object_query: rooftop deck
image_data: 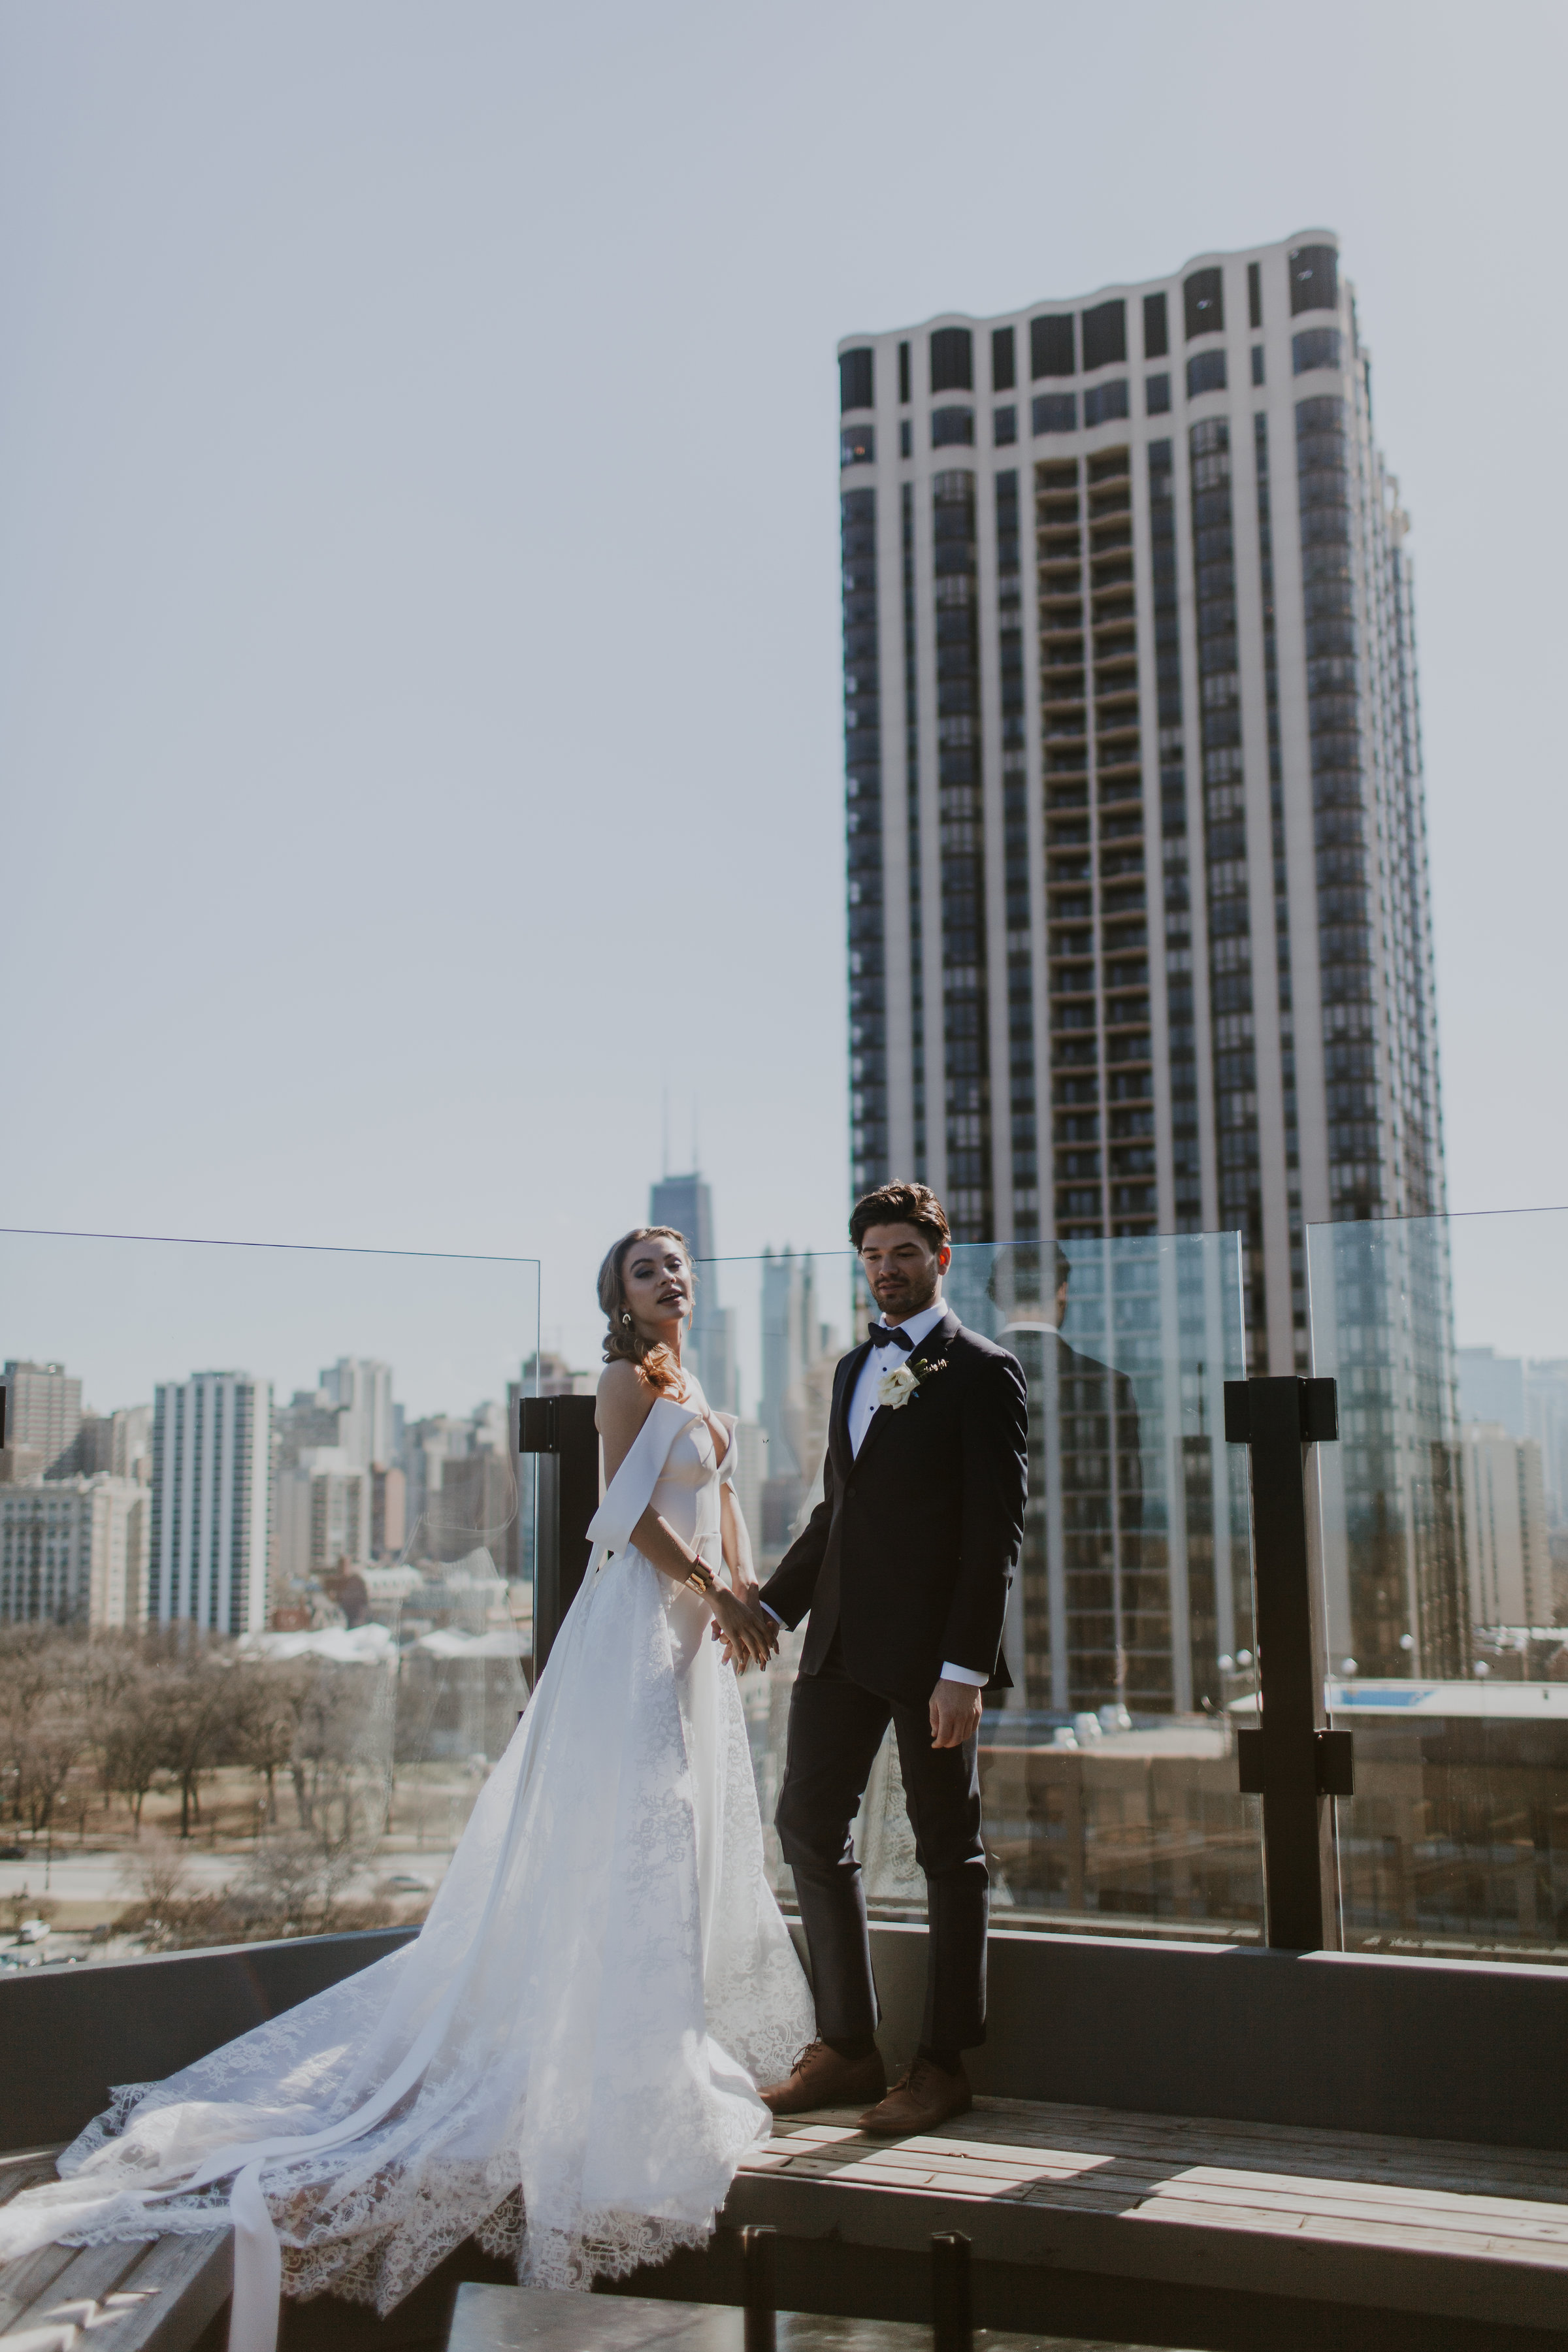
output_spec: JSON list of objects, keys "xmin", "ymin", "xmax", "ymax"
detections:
[{"xmin": 4, "ymin": 1925, "xmax": 1568, "ymax": 2352}]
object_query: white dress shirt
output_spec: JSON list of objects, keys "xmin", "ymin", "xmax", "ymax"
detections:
[
  {"xmin": 763, "ymin": 1296, "xmax": 988, "ymax": 1691},
  {"xmin": 846, "ymin": 1298, "xmax": 949, "ymax": 1455}
]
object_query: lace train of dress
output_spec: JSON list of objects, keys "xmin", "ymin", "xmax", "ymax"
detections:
[{"xmin": 0, "ymin": 1392, "xmax": 814, "ymax": 2352}]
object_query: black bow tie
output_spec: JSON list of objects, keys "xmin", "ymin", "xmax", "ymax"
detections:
[{"xmin": 866, "ymin": 1322, "xmax": 914, "ymax": 1352}]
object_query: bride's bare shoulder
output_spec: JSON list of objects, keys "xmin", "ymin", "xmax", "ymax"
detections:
[{"xmin": 596, "ymin": 1358, "xmax": 657, "ymax": 1432}]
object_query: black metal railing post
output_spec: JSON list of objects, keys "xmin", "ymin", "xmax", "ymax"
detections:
[
  {"xmin": 517, "ymin": 1394, "xmax": 598, "ymax": 1674},
  {"xmin": 931, "ymin": 2230, "xmax": 972, "ymax": 2352},
  {"xmin": 740, "ymin": 2223, "xmax": 777, "ymax": 2352},
  {"xmin": 1224, "ymin": 1374, "xmax": 1352, "ymax": 1952}
]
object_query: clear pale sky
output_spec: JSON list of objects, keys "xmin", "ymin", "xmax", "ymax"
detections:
[{"xmin": 3, "ymin": 0, "xmax": 1564, "ymax": 1376}]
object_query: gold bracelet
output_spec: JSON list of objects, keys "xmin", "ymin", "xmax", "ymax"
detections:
[{"xmin": 684, "ymin": 1561, "xmax": 717, "ymax": 1597}]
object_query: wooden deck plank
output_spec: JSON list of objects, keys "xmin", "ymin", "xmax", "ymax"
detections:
[
  {"xmin": 759, "ymin": 2142, "xmax": 1568, "ymax": 2247},
  {"xmin": 729, "ymin": 2095, "xmax": 1568, "ymax": 2333},
  {"xmin": 0, "ymin": 2236, "xmax": 157, "ymax": 2341},
  {"xmin": 0, "ymin": 2156, "xmax": 64, "ymax": 2215},
  {"xmin": 0, "ymin": 2143, "xmax": 229, "ymax": 2352},
  {"xmin": 103, "ymin": 2229, "xmax": 233, "ymax": 2352},
  {"xmin": 763, "ymin": 2102, "xmax": 1568, "ymax": 2208},
  {"xmin": 8, "ymin": 2088, "xmax": 1568, "ymax": 2345},
  {"xmin": 973, "ymin": 2100, "xmax": 1568, "ymax": 2190},
  {"xmin": 0, "ymin": 2241, "xmax": 82, "ymax": 2337}
]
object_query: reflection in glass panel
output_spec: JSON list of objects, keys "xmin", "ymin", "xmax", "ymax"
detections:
[
  {"xmin": 1311, "ymin": 1209, "xmax": 1568, "ymax": 1961},
  {"xmin": 712, "ymin": 1232, "xmax": 1264, "ymax": 1942},
  {"xmin": 0, "ymin": 1228, "xmax": 538, "ymax": 1960}
]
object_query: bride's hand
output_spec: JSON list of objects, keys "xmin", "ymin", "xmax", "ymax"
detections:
[{"xmin": 710, "ymin": 1588, "xmax": 776, "ymax": 1674}]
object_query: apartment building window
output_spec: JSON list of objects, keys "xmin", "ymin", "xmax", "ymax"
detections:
[
  {"xmin": 1187, "ymin": 350, "xmax": 1228, "ymax": 399},
  {"xmin": 843, "ymin": 487, "xmax": 887, "ymax": 1196},
  {"xmin": 1256, "ymin": 412, "xmax": 1305, "ymax": 1364},
  {"xmin": 1288, "ymin": 244, "xmax": 1339, "ymax": 316},
  {"xmin": 1033, "ymin": 392, "xmax": 1077, "ymax": 435},
  {"xmin": 1084, "ymin": 380, "xmax": 1130, "ymax": 428},
  {"xmin": 1143, "ymin": 291, "xmax": 1169, "ymax": 359},
  {"xmin": 930, "ymin": 326, "xmax": 974, "ymax": 393},
  {"xmin": 900, "ymin": 419, "xmax": 913, "ymax": 459},
  {"xmin": 840, "ymin": 347, "xmax": 874, "ymax": 412},
  {"xmin": 902, "ymin": 482, "xmax": 924, "ymax": 1175},
  {"xmin": 992, "ymin": 324, "xmax": 1017, "ymax": 391},
  {"xmin": 1145, "ymin": 373, "xmax": 1171, "ymax": 416},
  {"xmin": 898, "ymin": 340, "xmax": 911, "ymax": 403},
  {"xmin": 1090, "ymin": 445, "xmax": 1152, "ymax": 1235},
  {"xmin": 1184, "ymin": 268, "xmax": 1224, "ymax": 338},
  {"xmin": 993, "ymin": 405, "xmax": 1017, "ymax": 446},
  {"xmin": 1251, "ymin": 346, "xmax": 1265, "ymax": 387},
  {"xmin": 1030, "ymin": 314, "xmax": 1075, "ymax": 378},
  {"xmin": 1247, "ymin": 261, "xmax": 1262, "ymax": 330},
  {"xmin": 1293, "ymin": 328, "xmax": 1343, "ymax": 376},
  {"xmin": 1081, "ymin": 298, "xmax": 1128, "ymax": 372},
  {"xmin": 1296, "ymin": 393, "xmax": 1379, "ymax": 1224},
  {"xmin": 1151, "ymin": 438, "xmax": 1197, "ymax": 1230},
  {"xmin": 1190, "ymin": 414, "xmax": 1268, "ymax": 1356},
  {"xmin": 933, "ymin": 469, "xmax": 990, "ymax": 1243},
  {"xmin": 1036, "ymin": 455, "xmax": 1096, "ymax": 1241},
  {"xmin": 932, "ymin": 406, "xmax": 975, "ymax": 448},
  {"xmin": 840, "ymin": 424, "xmax": 874, "ymax": 466},
  {"xmin": 996, "ymin": 467, "xmax": 1034, "ymax": 1233}
]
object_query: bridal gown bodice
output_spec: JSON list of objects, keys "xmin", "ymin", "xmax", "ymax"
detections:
[{"xmin": 0, "ymin": 1377, "xmax": 814, "ymax": 2352}]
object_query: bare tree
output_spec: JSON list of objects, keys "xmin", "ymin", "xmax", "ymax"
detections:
[
  {"xmin": 0, "ymin": 1629, "xmax": 60, "ymax": 1829},
  {"xmin": 0, "ymin": 1629, "xmax": 88, "ymax": 1835},
  {"xmin": 231, "ymin": 1658, "xmax": 314, "ymax": 1831},
  {"xmin": 101, "ymin": 1663, "xmax": 171, "ymax": 1833},
  {"xmin": 151, "ymin": 1637, "xmax": 235, "ymax": 1838}
]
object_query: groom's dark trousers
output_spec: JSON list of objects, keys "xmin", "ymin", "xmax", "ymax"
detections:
[
  {"xmin": 776, "ymin": 1631, "xmax": 987, "ymax": 2050},
  {"xmin": 760, "ymin": 1307, "xmax": 1028, "ymax": 2056}
]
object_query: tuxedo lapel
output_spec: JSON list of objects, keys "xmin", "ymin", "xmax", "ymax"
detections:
[{"xmin": 848, "ymin": 1307, "xmax": 961, "ymax": 1480}]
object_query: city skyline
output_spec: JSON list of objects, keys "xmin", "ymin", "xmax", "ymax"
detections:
[
  {"xmin": 5, "ymin": 1224, "xmax": 1567, "ymax": 1659},
  {"xmin": 1, "ymin": 9, "xmax": 1563, "ymax": 1384}
]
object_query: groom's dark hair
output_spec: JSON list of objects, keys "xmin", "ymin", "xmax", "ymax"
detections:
[{"xmin": 849, "ymin": 1181, "xmax": 950, "ymax": 1254}]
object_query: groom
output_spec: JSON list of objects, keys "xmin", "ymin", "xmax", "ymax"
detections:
[{"xmin": 756, "ymin": 1181, "xmax": 1027, "ymax": 2134}]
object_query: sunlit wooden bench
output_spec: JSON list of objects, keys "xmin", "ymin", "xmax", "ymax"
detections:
[{"xmin": 0, "ymin": 2146, "xmax": 229, "ymax": 2352}]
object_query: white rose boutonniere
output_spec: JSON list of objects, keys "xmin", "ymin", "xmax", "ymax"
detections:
[{"xmin": 875, "ymin": 1356, "xmax": 948, "ymax": 1411}]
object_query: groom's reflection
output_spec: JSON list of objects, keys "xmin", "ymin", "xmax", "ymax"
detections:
[{"xmin": 988, "ymin": 1245, "xmax": 1142, "ymax": 1717}]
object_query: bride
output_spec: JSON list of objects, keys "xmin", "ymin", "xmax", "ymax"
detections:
[{"xmin": 0, "ymin": 1226, "xmax": 815, "ymax": 2352}]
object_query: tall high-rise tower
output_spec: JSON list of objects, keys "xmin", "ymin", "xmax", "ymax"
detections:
[
  {"xmin": 149, "ymin": 1371, "xmax": 270, "ymax": 1635},
  {"xmin": 838, "ymin": 231, "xmax": 1446, "ymax": 1381},
  {"xmin": 649, "ymin": 1173, "xmax": 740, "ymax": 1413}
]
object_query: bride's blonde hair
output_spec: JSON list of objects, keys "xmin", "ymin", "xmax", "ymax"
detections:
[{"xmin": 597, "ymin": 1226, "xmax": 692, "ymax": 1397}]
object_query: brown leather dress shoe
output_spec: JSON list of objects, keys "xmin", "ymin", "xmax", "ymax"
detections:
[
  {"xmin": 759, "ymin": 2039, "xmax": 887, "ymax": 2117},
  {"xmin": 858, "ymin": 2055, "xmax": 972, "ymax": 2136}
]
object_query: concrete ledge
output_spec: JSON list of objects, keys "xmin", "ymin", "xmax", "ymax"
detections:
[
  {"xmin": 864, "ymin": 1923, "xmax": 1568, "ymax": 2152},
  {"xmin": 3, "ymin": 1918, "xmax": 1565, "ymax": 2161},
  {"xmin": 0, "ymin": 1929, "xmax": 417, "ymax": 2146}
]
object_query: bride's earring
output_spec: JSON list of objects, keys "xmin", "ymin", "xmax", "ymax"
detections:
[{"xmin": 621, "ymin": 1311, "xmax": 632, "ymax": 1328}]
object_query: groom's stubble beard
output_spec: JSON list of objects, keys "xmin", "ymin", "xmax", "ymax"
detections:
[{"xmin": 867, "ymin": 1262, "xmax": 941, "ymax": 1324}]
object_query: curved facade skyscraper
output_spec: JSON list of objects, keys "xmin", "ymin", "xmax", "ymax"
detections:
[{"xmin": 838, "ymin": 229, "xmax": 1446, "ymax": 1384}]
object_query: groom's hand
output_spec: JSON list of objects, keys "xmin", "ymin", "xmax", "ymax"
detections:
[
  {"xmin": 929, "ymin": 1678, "xmax": 983, "ymax": 1750},
  {"xmin": 710, "ymin": 1589, "xmax": 779, "ymax": 1673}
]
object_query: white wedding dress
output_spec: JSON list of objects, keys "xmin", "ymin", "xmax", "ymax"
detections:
[{"xmin": 0, "ymin": 1386, "xmax": 814, "ymax": 2352}]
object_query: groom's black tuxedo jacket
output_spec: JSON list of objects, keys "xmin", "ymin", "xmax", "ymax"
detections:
[{"xmin": 759, "ymin": 1309, "xmax": 1028, "ymax": 1710}]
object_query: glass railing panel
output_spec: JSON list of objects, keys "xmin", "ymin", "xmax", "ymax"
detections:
[
  {"xmin": 1307, "ymin": 1207, "xmax": 1568, "ymax": 1962},
  {"xmin": 0, "ymin": 1226, "xmax": 538, "ymax": 1963},
  {"xmin": 701, "ymin": 1232, "xmax": 1263, "ymax": 1941}
]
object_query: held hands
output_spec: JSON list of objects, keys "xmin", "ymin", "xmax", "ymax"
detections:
[
  {"xmin": 928, "ymin": 1676, "xmax": 983, "ymax": 1750},
  {"xmin": 708, "ymin": 1581, "xmax": 779, "ymax": 1674}
]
